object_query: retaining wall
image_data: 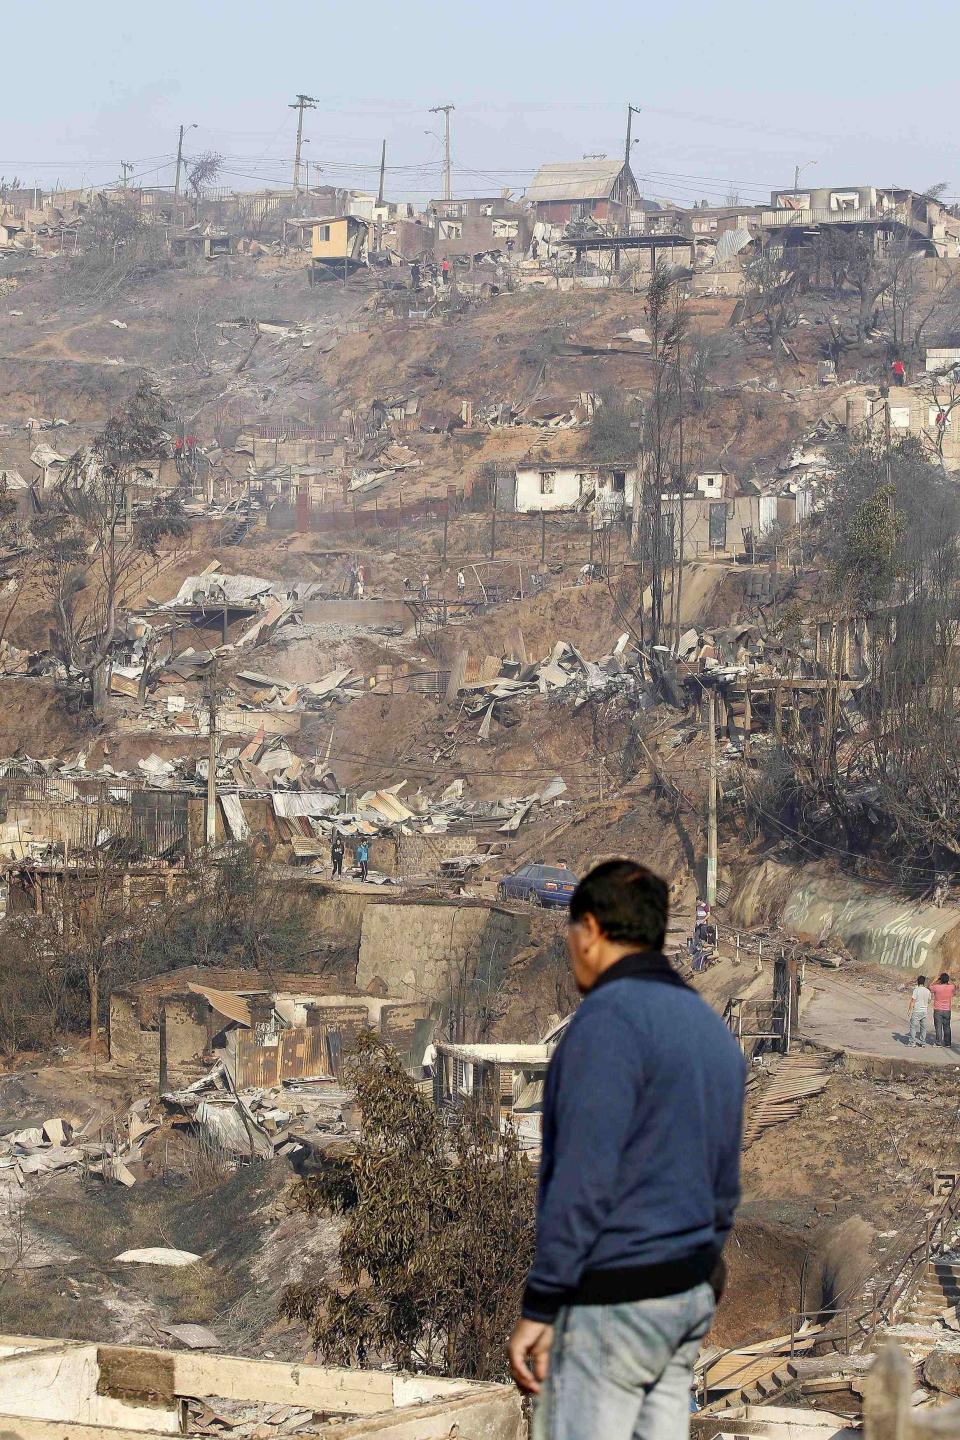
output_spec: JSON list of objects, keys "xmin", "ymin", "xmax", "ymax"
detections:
[
  {"xmin": 357, "ymin": 900, "xmax": 530, "ymax": 1001},
  {"xmin": 729, "ymin": 860, "xmax": 960, "ymax": 973}
]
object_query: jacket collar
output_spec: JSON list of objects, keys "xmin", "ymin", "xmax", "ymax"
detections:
[{"xmin": 589, "ymin": 949, "xmax": 691, "ymax": 993}]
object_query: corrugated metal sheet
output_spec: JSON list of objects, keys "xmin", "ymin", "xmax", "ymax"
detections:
[
  {"xmin": 525, "ymin": 160, "xmax": 624, "ymax": 203},
  {"xmin": 170, "ymin": 574, "xmax": 274, "ymax": 605},
  {"xmin": 272, "ymin": 793, "xmax": 340, "ymax": 819},
  {"xmin": 219, "ymin": 793, "xmax": 250, "ymax": 841},
  {"xmin": 195, "ymin": 1098, "xmax": 274, "ymax": 1158},
  {"xmin": 188, "ymin": 983, "xmax": 253, "ymax": 1028},
  {"xmin": 233, "ymin": 1025, "xmax": 331, "ymax": 1088}
]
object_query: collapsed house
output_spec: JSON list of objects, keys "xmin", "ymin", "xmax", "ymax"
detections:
[
  {"xmin": 110, "ymin": 967, "xmax": 433, "ymax": 1089},
  {"xmin": 433, "ymin": 1040, "xmax": 553, "ymax": 1153}
]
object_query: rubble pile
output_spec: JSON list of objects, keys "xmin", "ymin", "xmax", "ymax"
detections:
[
  {"xmin": 162, "ymin": 1064, "xmax": 357, "ymax": 1165},
  {"xmin": 0, "ymin": 1101, "xmax": 156, "ymax": 1188},
  {"xmin": 458, "ymin": 633, "xmax": 646, "ymax": 738}
]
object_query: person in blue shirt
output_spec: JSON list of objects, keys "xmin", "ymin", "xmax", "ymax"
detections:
[
  {"xmin": 355, "ymin": 841, "xmax": 369, "ymax": 883},
  {"xmin": 508, "ymin": 858, "xmax": 746, "ymax": 1440}
]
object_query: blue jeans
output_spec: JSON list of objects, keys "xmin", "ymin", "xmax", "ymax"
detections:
[
  {"xmin": 532, "ymin": 1283, "xmax": 715, "ymax": 1440},
  {"xmin": 910, "ymin": 1010, "xmax": 928, "ymax": 1046}
]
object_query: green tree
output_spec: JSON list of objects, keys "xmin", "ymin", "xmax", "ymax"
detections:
[
  {"xmin": 282, "ymin": 1032, "xmax": 535, "ymax": 1380},
  {"xmin": 586, "ymin": 394, "xmax": 641, "ymax": 463}
]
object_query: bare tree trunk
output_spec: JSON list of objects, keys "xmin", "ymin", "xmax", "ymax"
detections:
[{"xmin": 88, "ymin": 960, "xmax": 98, "ymax": 1056}]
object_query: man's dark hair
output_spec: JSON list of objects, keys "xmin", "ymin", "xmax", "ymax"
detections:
[{"xmin": 569, "ymin": 859, "xmax": 668, "ymax": 949}]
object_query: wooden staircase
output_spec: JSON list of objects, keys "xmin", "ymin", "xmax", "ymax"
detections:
[{"xmin": 700, "ymin": 1355, "xmax": 802, "ymax": 1414}]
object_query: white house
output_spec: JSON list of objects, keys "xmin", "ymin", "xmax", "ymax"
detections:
[{"xmin": 512, "ymin": 460, "xmax": 636, "ymax": 520}]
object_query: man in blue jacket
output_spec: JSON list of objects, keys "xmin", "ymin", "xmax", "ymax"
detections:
[{"xmin": 508, "ymin": 859, "xmax": 746, "ymax": 1439}]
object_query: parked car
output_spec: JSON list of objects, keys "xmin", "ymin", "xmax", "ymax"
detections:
[{"xmin": 497, "ymin": 863, "xmax": 577, "ymax": 908}]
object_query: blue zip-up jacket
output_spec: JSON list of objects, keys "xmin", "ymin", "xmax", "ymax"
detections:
[{"xmin": 522, "ymin": 952, "xmax": 746, "ymax": 1322}]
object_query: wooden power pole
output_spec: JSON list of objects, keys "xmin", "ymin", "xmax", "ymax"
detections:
[
  {"xmin": 290, "ymin": 94, "xmax": 318, "ymax": 196},
  {"xmin": 377, "ymin": 140, "xmax": 387, "ymax": 206},
  {"xmin": 173, "ymin": 123, "xmax": 196, "ymax": 200},
  {"xmin": 430, "ymin": 104, "xmax": 455, "ymax": 201}
]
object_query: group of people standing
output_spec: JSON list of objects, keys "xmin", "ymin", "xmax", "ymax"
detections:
[
  {"xmin": 908, "ymin": 972, "xmax": 955, "ymax": 1048},
  {"xmin": 330, "ymin": 834, "xmax": 369, "ymax": 883}
]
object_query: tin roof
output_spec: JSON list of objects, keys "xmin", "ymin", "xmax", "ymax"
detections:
[{"xmin": 525, "ymin": 159, "xmax": 627, "ymax": 203}]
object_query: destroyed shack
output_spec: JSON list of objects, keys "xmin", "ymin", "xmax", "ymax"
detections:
[
  {"xmin": 0, "ymin": 1334, "xmax": 522, "ymax": 1440},
  {"xmin": 170, "ymin": 227, "xmax": 232, "ymax": 260},
  {"xmin": 110, "ymin": 966, "xmax": 432, "ymax": 1088},
  {"xmin": 660, "ymin": 471, "xmax": 799, "ymax": 557},
  {"xmin": 433, "ymin": 1040, "xmax": 554, "ymax": 1152},
  {"xmin": 308, "ymin": 214, "xmax": 369, "ymax": 280}
]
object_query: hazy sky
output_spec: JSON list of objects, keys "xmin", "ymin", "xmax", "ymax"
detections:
[{"xmin": 5, "ymin": 0, "xmax": 959, "ymax": 204}]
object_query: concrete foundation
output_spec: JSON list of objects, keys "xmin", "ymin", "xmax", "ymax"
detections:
[{"xmin": 0, "ymin": 1335, "xmax": 523, "ymax": 1440}]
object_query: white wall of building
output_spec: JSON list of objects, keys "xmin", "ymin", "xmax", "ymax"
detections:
[{"xmin": 514, "ymin": 465, "xmax": 636, "ymax": 515}]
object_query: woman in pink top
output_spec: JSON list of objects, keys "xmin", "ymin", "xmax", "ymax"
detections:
[{"xmin": 930, "ymin": 972, "xmax": 956, "ymax": 1048}]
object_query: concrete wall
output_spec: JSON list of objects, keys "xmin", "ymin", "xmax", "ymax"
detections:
[
  {"xmin": 660, "ymin": 493, "xmax": 790, "ymax": 556},
  {"xmin": 302, "ymin": 599, "xmax": 410, "ymax": 627},
  {"xmin": 357, "ymin": 900, "xmax": 530, "ymax": 1002},
  {"xmin": 162, "ymin": 993, "xmax": 212, "ymax": 1084},
  {"xmin": 0, "ymin": 1335, "xmax": 524, "ymax": 1440},
  {"xmin": 729, "ymin": 860, "xmax": 960, "ymax": 973},
  {"xmin": 367, "ymin": 832, "xmax": 477, "ymax": 878},
  {"xmin": 108, "ymin": 991, "xmax": 159, "ymax": 1070}
]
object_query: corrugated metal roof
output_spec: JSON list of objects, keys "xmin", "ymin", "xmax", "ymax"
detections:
[
  {"xmin": 187, "ymin": 983, "xmax": 254, "ymax": 1028},
  {"xmin": 272, "ymin": 793, "xmax": 341, "ymax": 819},
  {"xmin": 171, "ymin": 574, "xmax": 274, "ymax": 606},
  {"xmin": 525, "ymin": 160, "xmax": 626, "ymax": 203}
]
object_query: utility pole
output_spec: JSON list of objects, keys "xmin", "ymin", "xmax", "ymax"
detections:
[
  {"xmin": 120, "ymin": 161, "xmax": 134, "ymax": 189},
  {"xmin": 622, "ymin": 104, "xmax": 641, "ymax": 234},
  {"xmin": 377, "ymin": 139, "xmax": 387, "ymax": 207},
  {"xmin": 706, "ymin": 688, "xmax": 717, "ymax": 909},
  {"xmin": 290, "ymin": 94, "xmax": 317, "ymax": 197},
  {"xmin": 206, "ymin": 659, "xmax": 218, "ymax": 846},
  {"xmin": 430, "ymin": 104, "xmax": 455, "ymax": 202},
  {"xmin": 174, "ymin": 123, "xmax": 197, "ymax": 200},
  {"xmin": 624, "ymin": 103, "xmax": 641, "ymax": 173}
]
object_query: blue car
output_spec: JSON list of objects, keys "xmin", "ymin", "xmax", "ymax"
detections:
[{"xmin": 497, "ymin": 863, "xmax": 578, "ymax": 908}]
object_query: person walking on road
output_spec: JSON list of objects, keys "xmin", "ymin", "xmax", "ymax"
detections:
[
  {"xmin": 330, "ymin": 834, "xmax": 345, "ymax": 879},
  {"xmin": 508, "ymin": 859, "xmax": 746, "ymax": 1440},
  {"xmin": 930, "ymin": 972, "xmax": 955, "ymax": 1047},
  {"xmin": 908, "ymin": 975, "xmax": 932, "ymax": 1047},
  {"xmin": 355, "ymin": 840, "xmax": 369, "ymax": 883},
  {"xmin": 457, "ymin": 569, "xmax": 466, "ymax": 598}
]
